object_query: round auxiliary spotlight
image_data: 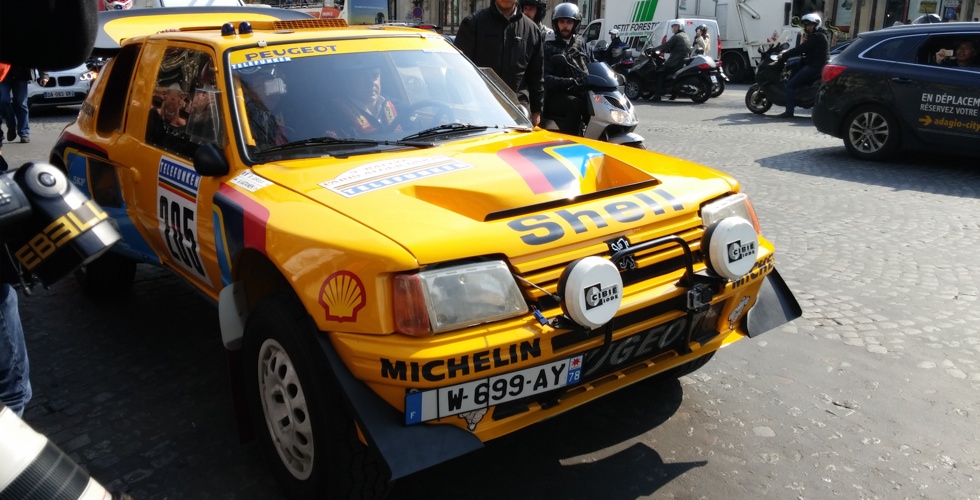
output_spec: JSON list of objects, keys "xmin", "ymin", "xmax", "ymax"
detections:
[
  {"xmin": 557, "ymin": 256, "xmax": 623, "ymax": 330},
  {"xmin": 701, "ymin": 216, "xmax": 759, "ymax": 281}
]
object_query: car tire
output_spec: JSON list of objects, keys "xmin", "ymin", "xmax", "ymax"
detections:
[
  {"xmin": 710, "ymin": 78, "xmax": 725, "ymax": 98},
  {"xmin": 74, "ymin": 251, "xmax": 137, "ymax": 295},
  {"xmin": 843, "ymin": 105, "xmax": 901, "ymax": 161},
  {"xmin": 744, "ymin": 84, "xmax": 772, "ymax": 114},
  {"xmin": 721, "ymin": 51, "xmax": 751, "ymax": 83},
  {"xmin": 624, "ymin": 77, "xmax": 643, "ymax": 101},
  {"xmin": 243, "ymin": 289, "xmax": 388, "ymax": 500}
]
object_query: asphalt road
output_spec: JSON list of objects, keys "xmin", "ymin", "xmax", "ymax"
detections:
[{"xmin": 9, "ymin": 87, "xmax": 980, "ymax": 500}]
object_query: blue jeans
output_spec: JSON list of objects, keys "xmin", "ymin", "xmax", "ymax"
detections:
[
  {"xmin": 784, "ymin": 65, "xmax": 819, "ymax": 115},
  {"xmin": 0, "ymin": 79, "xmax": 30, "ymax": 138},
  {"xmin": 0, "ymin": 283, "xmax": 30, "ymax": 417}
]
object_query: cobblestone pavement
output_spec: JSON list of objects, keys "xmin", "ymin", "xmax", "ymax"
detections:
[{"xmin": 9, "ymin": 90, "xmax": 980, "ymax": 499}]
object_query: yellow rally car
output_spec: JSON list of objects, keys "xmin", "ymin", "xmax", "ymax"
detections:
[{"xmin": 53, "ymin": 7, "xmax": 801, "ymax": 498}]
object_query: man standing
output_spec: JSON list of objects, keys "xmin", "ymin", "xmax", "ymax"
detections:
[
  {"xmin": 543, "ymin": 2, "xmax": 591, "ymax": 135},
  {"xmin": 774, "ymin": 13, "xmax": 829, "ymax": 118},
  {"xmin": 455, "ymin": 0, "xmax": 544, "ymax": 126},
  {"xmin": 0, "ymin": 65, "xmax": 48, "ymax": 143},
  {"xmin": 649, "ymin": 22, "xmax": 690, "ymax": 102}
]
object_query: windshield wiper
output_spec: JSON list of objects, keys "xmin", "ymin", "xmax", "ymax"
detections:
[
  {"xmin": 399, "ymin": 123, "xmax": 489, "ymax": 141},
  {"xmin": 256, "ymin": 137, "xmax": 383, "ymax": 155},
  {"xmin": 256, "ymin": 136, "xmax": 435, "ymax": 155}
]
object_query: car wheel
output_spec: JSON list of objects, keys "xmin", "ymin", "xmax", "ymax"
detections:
[
  {"xmin": 710, "ymin": 78, "xmax": 725, "ymax": 98},
  {"xmin": 679, "ymin": 76, "xmax": 710, "ymax": 104},
  {"xmin": 243, "ymin": 290, "xmax": 388, "ymax": 499},
  {"xmin": 744, "ymin": 84, "xmax": 772, "ymax": 114},
  {"xmin": 843, "ymin": 105, "xmax": 901, "ymax": 161},
  {"xmin": 721, "ymin": 51, "xmax": 751, "ymax": 83},
  {"xmin": 74, "ymin": 251, "xmax": 137, "ymax": 295},
  {"xmin": 624, "ymin": 77, "xmax": 643, "ymax": 101}
]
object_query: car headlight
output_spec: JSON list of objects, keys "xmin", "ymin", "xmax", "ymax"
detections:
[
  {"xmin": 701, "ymin": 193, "xmax": 760, "ymax": 233},
  {"xmin": 394, "ymin": 260, "xmax": 528, "ymax": 336},
  {"xmin": 80, "ymin": 71, "xmax": 98, "ymax": 81}
]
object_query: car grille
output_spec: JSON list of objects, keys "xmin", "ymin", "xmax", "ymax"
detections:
[
  {"xmin": 512, "ymin": 214, "xmax": 705, "ymax": 309},
  {"xmin": 57, "ymin": 76, "xmax": 76, "ymax": 86}
]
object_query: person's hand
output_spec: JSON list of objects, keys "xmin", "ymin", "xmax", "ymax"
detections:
[
  {"xmin": 531, "ymin": 112, "xmax": 541, "ymax": 127},
  {"xmin": 38, "ymin": 75, "xmax": 50, "ymax": 86},
  {"xmin": 935, "ymin": 49, "xmax": 948, "ymax": 63}
]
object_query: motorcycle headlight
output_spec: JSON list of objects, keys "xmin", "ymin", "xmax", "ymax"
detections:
[
  {"xmin": 701, "ymin": 193, "xmax": 761, "ymax": 233},
  {"xmin": 394, "ymin": 260, "xmax": 528, "ymax": 336},
  {"xmin": 610, "ymin": 109, "xmax": 629, "ymax": 124}
]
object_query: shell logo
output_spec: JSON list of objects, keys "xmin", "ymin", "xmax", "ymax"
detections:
[{"xmin": 318, "ymin": 271, "xmax": 366, "ymax": 322}]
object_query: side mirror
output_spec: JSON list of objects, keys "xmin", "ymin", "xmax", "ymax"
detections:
[{"xmin": 193, "ymin": 143, "xmax": 230, "ymax": 177}]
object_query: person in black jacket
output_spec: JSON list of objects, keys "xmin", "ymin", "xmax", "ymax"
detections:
[
  {"xmin": 774, "ymin": 13, "xmax": 829, "ymax": 118},
  {"xmin": 455, "ymin": 0, "xmax": 544, "ymax": 125},
  {"xmin": 649, "ymin": 22, "xmax": 690, "ymax": 102},
  {"xmin": 543, "ymin": 2, "xmax": 591, "ymax": 135}
]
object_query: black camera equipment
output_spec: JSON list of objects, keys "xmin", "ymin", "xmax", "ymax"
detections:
[{"xmin": 0, "ymin": 163, "xmax": 121, "ymax": 292}]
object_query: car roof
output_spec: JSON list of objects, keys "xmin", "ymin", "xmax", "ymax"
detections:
[
  {"xmin": 94, "ymin": 7, "xmax": 445, "ymax": 57},
  {"xmin": 866, "ymin": 21, "xmax": 980, "ymax": 39}
]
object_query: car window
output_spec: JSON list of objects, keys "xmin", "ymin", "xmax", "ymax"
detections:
[
  {"xmin": 229, "ymin": 45, "xmax": 530, "ymax": 156},
  {"xmin": 146, "ymin": 47, "xmax": 224, "ymax": 157},
  {"xmin": 97, "ymin": 43, "xmax": 141, "ymax": 136},
  {"xmin": 862, "ymin": 35, "xmax": 920, "ymax": 63},
  {"xmin": 584, "ymin": 23, "xmax": 600, "ymax": 43},
  {"xmin": 914, "ymin": 34, "xmax": 980, "ymax": 69}
]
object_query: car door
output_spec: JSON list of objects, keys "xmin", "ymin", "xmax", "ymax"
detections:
[
  {"xmin": 887, "ymin": 33, "xmax": 980, "ymax": 149},
  {"xmin": 130, "ymin": 41, "xmax": 226, "ymax": 293}
]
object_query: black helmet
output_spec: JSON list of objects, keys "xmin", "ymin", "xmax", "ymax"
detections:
[
  {"xmin": 696, "ymin": 24, "xmax": 707, "ymax": 33},
  {"xmin": 911, "ymin": 13, "xmax": 942, "ymax": 23},
  {"xmin": 551, "ymin": 3, "xmax": 582, "ymax": 33},
  {"xmin": 522, "ymin": 0, "xmax": 547, "ymax": 24}
]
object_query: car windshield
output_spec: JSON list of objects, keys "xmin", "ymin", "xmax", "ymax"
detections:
[{"xmin": 230, "ymin": 46, "xmax": 531, "ymax": 158}]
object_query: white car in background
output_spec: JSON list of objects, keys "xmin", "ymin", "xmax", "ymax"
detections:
[{"xmin": 27, "ymin": 63, "xmax": 97, "ymax": 109}]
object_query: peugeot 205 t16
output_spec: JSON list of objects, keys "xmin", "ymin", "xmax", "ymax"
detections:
[{"xmin": 51, "ymin": 7, "xmax": 801, "ymax": 498}]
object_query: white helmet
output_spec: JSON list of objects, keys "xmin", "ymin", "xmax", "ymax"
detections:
[
  {"xmin": 609, "ymin": 28, "xmax": 620, "ymax": 36},
  {"xmin": 801, "ymin": 13, "xmax": 822, "ymax": 30},
  {"xmin": 104, "ymin": 0, "xmax": 133, "ymax": 9}
]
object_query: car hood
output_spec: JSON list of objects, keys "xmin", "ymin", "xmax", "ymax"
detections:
[{"xmin": 250, "ymin": 131, "xmax": 736, "ymax": 264}]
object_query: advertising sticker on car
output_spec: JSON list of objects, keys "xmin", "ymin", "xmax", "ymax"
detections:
[{"xmin": 405, "ymin": 355, "xmax": 583, "ymax": 424}]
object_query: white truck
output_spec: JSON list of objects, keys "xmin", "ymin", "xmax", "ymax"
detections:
[{"xmin": 581, "ymin": 0, "xmax": 803, "ymax": 83}]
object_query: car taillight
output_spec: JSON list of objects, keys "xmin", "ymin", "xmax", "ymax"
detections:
[{"xmin": 822, "ymin": 64, "xmax": 846, "ymax": 82}]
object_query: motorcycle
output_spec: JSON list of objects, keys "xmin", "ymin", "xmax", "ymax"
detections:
[
  {"xmin": 592, "ymin": 40, "xmax": 636, "ymax": 78},
  {"xmin": 744, "ymin": 41, "xmax": 821, "ymax": 114},
  {"xmin": 541, "ymin": 60, "xmax": 644, "ymax": 148},
  {"xmin": 623, "ymin": 49, "xmax": 719, "ymax": 104}
]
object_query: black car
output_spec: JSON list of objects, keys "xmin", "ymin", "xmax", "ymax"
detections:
[{"xmin": 812, "ymin": 23, "xmax": 980, "ymax": 161}]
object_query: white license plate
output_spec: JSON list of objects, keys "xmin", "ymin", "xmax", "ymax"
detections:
[
  {"xmin": 44, "ymin": 90, "xmax": 73, "ymax": 98},
  {"xmin": 710, "ymin": 75, "xmax": 718, "ymax": 83},
  {"xmin": 405, "ymin": 354, "xmax": 583, "ymax": 424}
]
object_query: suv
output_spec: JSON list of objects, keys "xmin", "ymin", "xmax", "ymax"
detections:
[
  {"xmin": 812, "ymin": 23, "xmax": 980, "ymax": 161},
  {"xmin": 52, "ymin": 7, "xmax": 799, "ymax": 498},
  {"xmin": 27, "ymin": 63, "xmax": 98, "ymax": 109}
]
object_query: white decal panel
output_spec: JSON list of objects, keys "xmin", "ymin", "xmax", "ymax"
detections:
[
  {"xmin": 230, "ymin": 170, "xmax": 273, "ymax": 192},
  {"xmin": 319, "ymin": 155, "xmax": 472, "ymax": 197},
  {"xmin": 157, "ymin": 156, "xmax": 210, "ymax": 282}
]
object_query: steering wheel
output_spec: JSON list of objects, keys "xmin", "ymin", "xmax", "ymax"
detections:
[{"xmin": 391, "ymin": 100, "xmax": 456, "ymax": 132}]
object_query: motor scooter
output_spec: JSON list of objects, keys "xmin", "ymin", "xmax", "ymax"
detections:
[
  {"xmin": 623, "ymin": 49, "xmax": 718, "ymax": 104},
  {"xmin": 541, "ymin": 61, "xmax": 644, "ymax": 148},
  {"xmin": 744, "ymin": 41, "xmax": 821, "ymax": 114}
]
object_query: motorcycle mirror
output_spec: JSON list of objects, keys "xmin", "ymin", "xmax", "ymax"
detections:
[{"xmin": 780, "ymin": 42, "xmax": 790, "ymax": 50}]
